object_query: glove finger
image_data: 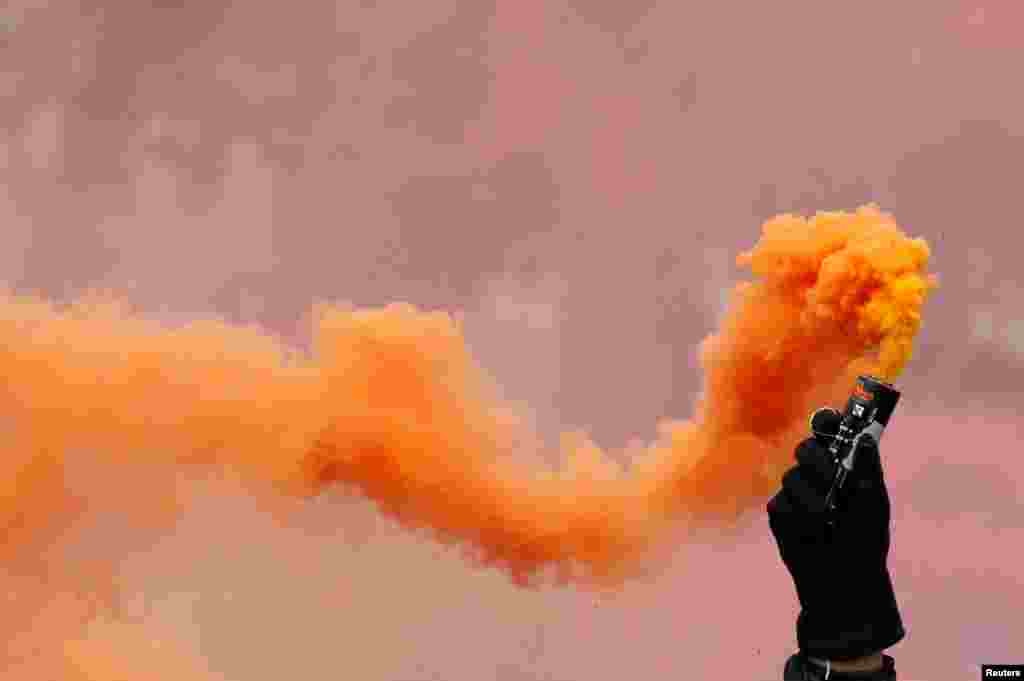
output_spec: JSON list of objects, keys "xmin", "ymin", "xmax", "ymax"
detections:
[
  {"xmin": 770, "ymin": 485, "xmax": 829, "ymax": 549},
  {"xmin": 794, "ymin": 438, "xmax": 836, "ymax": 489},
  {"xmin": 850, "ymin": 435, "xmax": 889, "ymax": 499},
  {"xmin": 810, "ymin": 407, "xmax": 841, "ymax": 439},
  {"xmin": 781, "ymin": 466, "xmax": 827, "ymax": 513},
  {"xmin": 834, "ymin": 438, "xmax": 892, "ymax": 529},
  {"xmin": 852, "ymin": 434, "xmax": 883, "ymax": 478}
]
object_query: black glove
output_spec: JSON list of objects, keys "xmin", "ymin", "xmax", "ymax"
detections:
[{"xmin": 768, "ymin": 427, "xmax": 905, "ymax": 663}]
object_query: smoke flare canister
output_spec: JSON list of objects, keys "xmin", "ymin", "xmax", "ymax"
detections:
[
  {"xmin": 822, "ymin": 376, "xmax": 902, "ymax": 515},
  {"xmin": 844, "ymin": 375, "xmax": 901, "ymax": 443}
]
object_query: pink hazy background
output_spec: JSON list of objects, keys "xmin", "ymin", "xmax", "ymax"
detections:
[{"xmin": 1, "ymin": 1, "xmax": 1021, "ymax": 679}]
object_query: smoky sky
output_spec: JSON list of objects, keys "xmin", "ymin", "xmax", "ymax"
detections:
[{"xmin": 1, "ymin": 1, "xmax": 1022, "ymax": 679}]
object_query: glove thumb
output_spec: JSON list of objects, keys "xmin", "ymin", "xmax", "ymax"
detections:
[{"xmin": 850, "ymin": 433, "xmax": 886, "ymax": 494}]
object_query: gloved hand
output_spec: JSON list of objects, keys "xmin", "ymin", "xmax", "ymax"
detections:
[{"xmin": 767, "ymin": 423, "xmax": 905, "ymax": 663}]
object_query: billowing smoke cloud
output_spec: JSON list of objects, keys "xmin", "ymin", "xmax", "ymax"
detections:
[{"xmin": 1, "ymin": 206, "xmax": 934, "ymax": 675}]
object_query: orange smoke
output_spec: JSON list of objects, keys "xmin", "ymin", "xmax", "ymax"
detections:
[
  {"xmin": 60, "ymin": 622, "xmax": 226, "ymax": 681},
  {"xmin": 0, "ymin": 205, "xmax": 935, "ymax": 666}
]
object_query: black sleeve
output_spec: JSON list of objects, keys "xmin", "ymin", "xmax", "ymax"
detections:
[{"xmin": 783, "ymin": 652, "xmax": 898, "ymax": 680}]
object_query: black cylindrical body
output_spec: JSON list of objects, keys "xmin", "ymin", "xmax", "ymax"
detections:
[{"xmin": 823, "ymin": 375, "xmax": 901, "ymax": 515}]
